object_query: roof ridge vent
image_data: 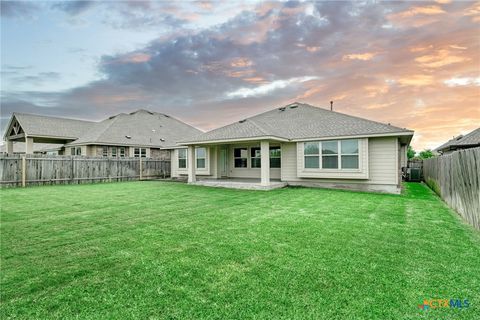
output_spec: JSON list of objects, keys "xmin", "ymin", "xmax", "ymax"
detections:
[
  {"xmin": 164, "ymin": 114, "xmax": 170, "ymax": 118},
  {"xmin": 279, "ymin": 107, "xmax": 286, "ymax": 111},
  {"xmin": 239, "ymin": 119, "xmax": 246, "ymax": 123},
  {"xmin": 289, "ymin": 105, "xmax": 298, "ymax": 109}
]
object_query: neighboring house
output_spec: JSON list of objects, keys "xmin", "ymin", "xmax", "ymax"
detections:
[
  {"xmin": 434, "ymin": 128, "xmax": 480, "ymax": 155},
  {"xmin": 3, "ymin": 110, "xmax": 202, "ymax": 159},
  {"xmin": 176, "ymin": 102, "xmax": 414, "ymax": 194},
  {"xmin": 0, "ymin": 142, "xmax": 62, "ymax": 155}
]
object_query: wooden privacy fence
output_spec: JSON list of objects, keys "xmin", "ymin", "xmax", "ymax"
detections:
[
  {"xmin": 0, "ymin": 154, "xmax": 170, "ymax": 188},
  {"xmin": 423, "ymin": 147, "xmax": 480, "ymax": 230}
]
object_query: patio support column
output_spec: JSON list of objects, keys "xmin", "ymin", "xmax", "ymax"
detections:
[
  {"xmin": 187, "ymin": 145, "xmax": 196, "ymax": 183},
  {"xmin": 211, "ymin": 146, "xmax": 218, "ymax": 179},
  {"xmin": 25, "ymin": 137, "xmax": 34, "ymax": 154},
  {"xmin": 260, "ymin": 140, "xmax": 270, "ymax": 186},
  {"xmin": 6, "ymin": 140, "xmax": 14, "ymax": 155}
]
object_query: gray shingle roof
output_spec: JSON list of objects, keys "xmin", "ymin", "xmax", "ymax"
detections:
[
  {"xmin": 12, "ymin": 113, "xmax": 95, "ymax": 139},
  {"xmin": 182, "ymin": 102, "xmax": 413, "ymax": 143},
  {"xmin": 435, "ymin": 127, "xmax": 480, "ymax": 151},
  {"xmin": 67, "ymin": 110, "xmax": 202, "ymax": 148}
]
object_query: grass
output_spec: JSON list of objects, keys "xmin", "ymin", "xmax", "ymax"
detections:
[{"xmin": 1, "ymin": 182, "xmax": 479, "ymax": 319}]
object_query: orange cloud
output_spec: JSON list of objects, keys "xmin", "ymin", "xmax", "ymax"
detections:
[
  {"xmin": 390, "ymin": 5, "xmax": 445, "ymax": 19},
  {"xmin": 415, "ymin": 49, "xmax": 469, "ymax": 68},
  {"xmin": 242, "ymin": 77, "xmax": 268, "ymax": 84},
  {"xmin": 464, "ymin": 2, "xmax": 480, "ymax": 22},
  {"xmin": 296, "ymin": 86, "xmax": 323, "ymax": 99},
  {"xmin": 365, "ymin": 102, "xmax": 395, "ymax": 110},
  {"xmin": 342, "ymin": 52, "xmax": 377, "ymax": 61},
  {"xmin": 230, "ymin": 58, "xmax": 253, "ymax": 68},
  {"xmin": 397, "ymin": 75, "xmax": 434, "ymax": 86}
]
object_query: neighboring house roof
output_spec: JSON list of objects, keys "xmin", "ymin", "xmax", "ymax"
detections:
[
  {"xmin": 11, "ymin": 113, "xmax": 96, "ymax": 139},
  {"xmin": 66, "ymin": 110, "xmax": 202, "ymax": 148},
  {"xmin": 435, "ymin": 127, "xmax": 480, "ymax": 152},
  {"xmin": 181, "ymin": 102, "xmax": 413, "ymax": 143},
  {"xmin": 0, "ymin": 142, "xmax": 62, "ymax": 153}
]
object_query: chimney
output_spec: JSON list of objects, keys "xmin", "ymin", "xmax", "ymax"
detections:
[{"xmin": 330, "ymin": 101, "xmax": 333, "ymax": 111}]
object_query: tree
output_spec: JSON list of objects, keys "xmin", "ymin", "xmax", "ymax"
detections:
[
  {"xmin": 407, "ymin": 146, "xmax": 416, "ymax": 159},
  {"xmin": 419, "ymin": 149, "xmax": 434, "ymax": 159}
]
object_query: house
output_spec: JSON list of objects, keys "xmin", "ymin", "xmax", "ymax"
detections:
[
  {"xmin": 434, "ymin": 127, "xmax": 480, "ymax": 155},
  {"xmin": 175, "ymin": 102, "xmax": 414, "ymax": 194},
  {"xmin": 3, "ymin": 110, "xmax": 202, "ymax": 159},
  {"xmin": 0, "ymin": 142, "xmax": 62, "ymax": 155}
]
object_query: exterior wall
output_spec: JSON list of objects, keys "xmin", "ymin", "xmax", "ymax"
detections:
[
  {"xmin": 171, "ymin": 147, "xmax": 211, "ymax": 178},
  {"xmin": 281, "ymin": 137, "xmax": 400, "ymax": 193}
]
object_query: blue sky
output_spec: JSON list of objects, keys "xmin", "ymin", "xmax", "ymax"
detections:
[{"xmin": 1, "ymin": 0, "xmax": 479, "ymax": 150}]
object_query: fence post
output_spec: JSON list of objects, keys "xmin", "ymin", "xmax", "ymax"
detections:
[
  {"xmin": 21, "ymin": 155, "xmax": 26, "ymax": 187},
  {"xmin": 139, "ymin": 157, "xmax": 143, "ymax": 180},
  {"xmin": 71, "ymin": 156, "xmax": 74, "ymax": 184}
]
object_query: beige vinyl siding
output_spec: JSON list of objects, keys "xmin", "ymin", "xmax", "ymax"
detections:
[
  {"xmin": 368, "ymin": 137, "xmax": 397, "ymax": 185},
  {"xmin": 281, "ymin": 137, "xmax": 398, "ymax": 186}
]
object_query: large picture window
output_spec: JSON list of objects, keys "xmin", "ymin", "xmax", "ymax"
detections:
[
  {"xmin": 178, "ymin": 148, "xmax": 187, "ymax": 168},
  {"xmin": 304, "ymin": 140, "xmax": 359, "ymax": 170},
  {"xmin": 234, "ymin": 148, "xmax": 248, "ymax": 168},
  {"xmin": 196, "ymin": 147, "xmax": 206, "ymax": 169}
]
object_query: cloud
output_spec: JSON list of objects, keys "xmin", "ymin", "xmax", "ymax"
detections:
[
  {"xmin": 397, "ymin": 75, "xmax": 434, "ymax": 86},
  {"xmin": 444, "ymin": 77, "xmax": 480, "ymax": 87},
  {"xmin": 415, "ymin": 49, "xmax": 469, "ymax": 68},
  {"xmin": 225, "ymin": 76, "xmax": 319, "ymax": 99},
  {"xmin": 51, "ymin": 1, "xmax": 95, "ymax": 16},
  {"xmin": 343, "ymin": 52, "xmax": 378, "ymax": 61},
  {"xmin": 0, "ymin": 1, "xmax": 39, "ymax": 18},
  {"xmin": 390, "ymin": 5, "xmax": 446, "ymax": 19}
]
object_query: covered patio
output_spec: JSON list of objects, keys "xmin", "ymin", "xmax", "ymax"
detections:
[{"xmin": 183, "ymin": 139, "xmax": 285, "ymax": 189}]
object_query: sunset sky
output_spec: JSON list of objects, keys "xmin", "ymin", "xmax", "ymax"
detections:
[{"xmin": 1, "ymin": 0, "xmax": 479, "ymax": 151}]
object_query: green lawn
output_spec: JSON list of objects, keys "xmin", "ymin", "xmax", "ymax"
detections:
[{"xmin": 1, "ymin": 182, "xmax": 479, "ymax": 319}]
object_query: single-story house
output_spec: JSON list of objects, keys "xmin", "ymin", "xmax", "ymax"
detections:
[
  {"xmin": 0, "ymin": 142, "xmax": 62, "ymax": 155},
  {"xmin": 434, "ymin": 127, "xmax": 480, "ymax": 155},
  {"xmin": 175, "ymin": 102, "xmax": 414, "ymax": 194},
  {"xmin": 3, "ymin": 109, "xmax": 202, "ymax": 159}
]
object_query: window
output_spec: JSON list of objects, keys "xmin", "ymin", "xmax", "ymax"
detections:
[
  {"xmin": 251, "ymin": 147, "xmax": 261, "ymax": 168},
  {"xmin": 341, "ymin": 140, "xmax": 359, "ymax": 169},
  {"xmin": 196, "ymin": 147, "xmax": 206, "ymax": 169},
  {"xmin": 71, "ymin": 147, "xmax": 76, "ymax": 156},
  {"xmin": 178, "ymin": 148, "xmax": 187, "ymax": 168},
  {"xmin": 119, "ymin": 147, "xmax": 125, "ymax": 158},
  {"xmin": 304, "ymin": 142, "xmax": 319, "ymax": 168},
  {"xmin": 304, "ymin": 139, "xmax": 359, "ymax": 170},
  {"xmin": 234, "ymin": 148, "xmax": 247, "ymax": 168},
  {"xmin": 111, "ymin": 147, "xmax": 117, "ymax": 158},
  {"xmin": 76, "ymin": 147, "xmax": 81, "ymax": 156},
  {"xmin": 270, "ymin": 147, "xmax": 281, "ymax": 168},
  {"xmin": 134, "ymin": 148, "xmax": 146, "ymax": 158},
  {"xmin": 102, "ymin": 146, "xmax": 108, "ymax": 157},
  {"xmin": 322, "ymin": 140, "xmax": 338, "ymax": 169}
]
